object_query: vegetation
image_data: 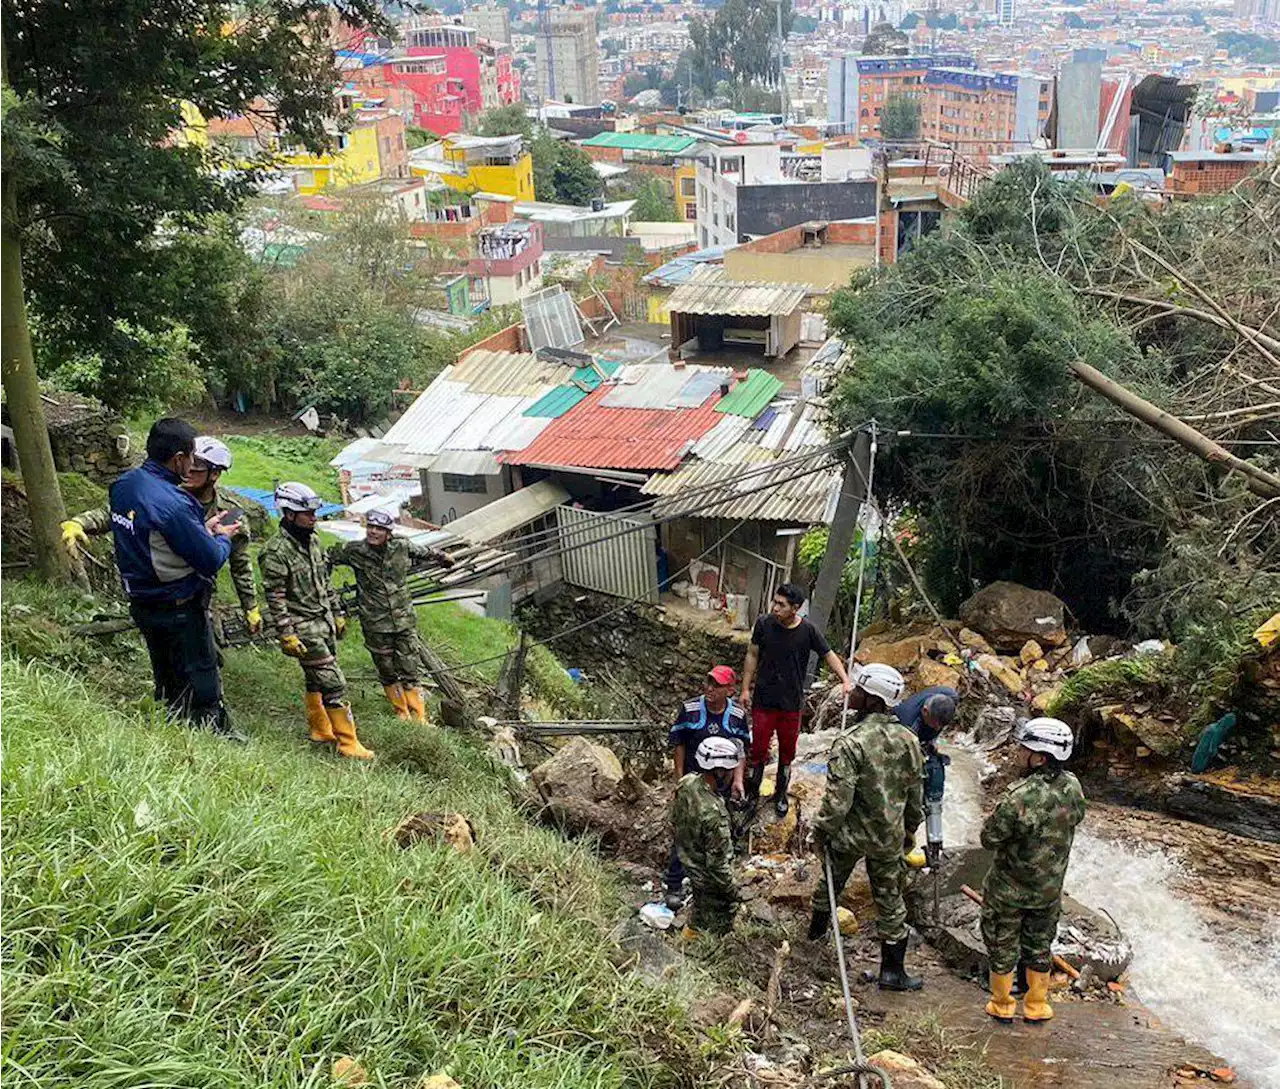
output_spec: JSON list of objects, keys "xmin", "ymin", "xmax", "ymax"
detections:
[
  {"xmin": 689, "ymin": 0, "xmax": 793, "ymax": 102},
  {"xmin": 1215, "ymin": 31, "xmax": 1280, "ymax": 64},
  {"xmin": 2, "ymin": 0, "xmax": 389, "ymax": 411},
  {"xmin": 221, "ymin": 435, "xmax": 345, "ymax": 498},
  {"xmin": 0, "ymin": 601, "xmax": 693, "ymax": 1087},
  {"xmin": 827, "ymin": 161, "xmax": 1279, "ymax": 718},
  {"xmin": 626, "ymin": 176, "xmax": 680, "ymax": 222},
  {"xmin": 880, "ymin": 93, "xmax": 922, "ymax": 140},
  {"xmin": 861, "ymin": 22, "xmax": 910, "ymax": 56}
]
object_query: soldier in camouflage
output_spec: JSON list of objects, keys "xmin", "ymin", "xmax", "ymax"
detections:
[
  {"xmin": 980, "ymin": 716, "xmax": 1085, "ymax": 1023},
  {"xmin": 671, "ymin": 736, "xmax": 743, "ymax": 937},
  {"xmin": 259, "ymin": 482, "xmax": 373, "ymax": 761},
  {"xmin": 61, "ymin": 436, "xmax": 262, "ymax": 642},
  {"xmin": 327, "ymin": 508, "xmax": 452, "ymax": 723},
  {"xmin": 809, "ymin": 663, "xmax": 926, "ymax": 992}
]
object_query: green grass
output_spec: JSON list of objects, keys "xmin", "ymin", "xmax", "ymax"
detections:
[
  {"xmin": 1, "ymin": 582, "xmax": 696, "ymax": 1089},
  {"xmin": 862, "ymin": 1014, "xmax": 1005, "ymax": 1089},
  {"xmin": 221, "ymin": 435, "xmax": 346, "ymax": 500},
  {"xmin": 1046, "ymin": 657, "xmax": 1162, "ymax": 717}
]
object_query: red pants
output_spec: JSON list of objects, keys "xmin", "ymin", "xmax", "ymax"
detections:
[{"xmin": 750, "ymin": 708, "xmax": 802, "ymax": 766}]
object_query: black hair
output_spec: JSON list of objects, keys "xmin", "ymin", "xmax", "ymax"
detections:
[
  {"xmin": 775, "ymin": 582, "xmax": 806, "ymax": 607},
  {"xmin": 146, "ymin": 418, "xmax": 197, "ymax": 464}
]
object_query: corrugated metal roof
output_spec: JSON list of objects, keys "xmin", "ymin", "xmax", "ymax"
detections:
[
  {"xmin": 690, "ymin": 415, "xmax": 752, "ymax": 459},
  {"xmin": 330, "ymin": 437, "xmax": 384, "ymax": 468},
  {"xmin": 640, "ymin": 458, "xmax": 840, "ymax": 523},
  {"xmin": 442, "ymin": 480, "xmax": 570, "ymax": 544},
  {"xmin": 501, "ymin": 383, "xmax": 723, "ymax": 471},
  {"xmin": 601, "ymin": 363, "xmax": 731, "ymax": 409},
  {"xmin": 580, "ymin": 132, "xmax": 697, "ymax": 153},
  {"xmin": 450, "ymin": 350, "xmax": 568, "ymax": 395},
  {"xmin": 666, "ymin": 271, "xmax": 807, "ymax": 317},
  {"xmin": 428, "ymin": 450, "xmax": 502, "ymax": 475},
  {"xmin": 716, "ymin": 369, "xmax": 784, "ymax": 417},
  {"xmin": 523, "ymin": 359, "xmax": 621, "ymax": 418},
  {"xmin": 437, "ymin": 394, "xmax": 536, "ymax": 453},
  {"xmin": 487, "ymin": 413, "xmax": 555, "ymax": 451},
  {"xmin": 643, "ymin": 246, "xmax": 728, "ymax": 288}
]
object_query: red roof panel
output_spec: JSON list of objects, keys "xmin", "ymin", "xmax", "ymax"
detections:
[{"xmin": 501, "ymin": 383, "xmax": 723, "ymax": 471}]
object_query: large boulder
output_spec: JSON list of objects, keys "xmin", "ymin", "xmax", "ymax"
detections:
[
  {"xmin": 959, "ymin": 581, "xmax": 1068, "ymax": 651},
  {"xmin": 532, "ymin": 737, "xmax": 624, "ymax": 802}
]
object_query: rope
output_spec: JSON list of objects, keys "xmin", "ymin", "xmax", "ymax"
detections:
[
  {"xmin": 823, "ymin": 848, "xmax": 891, "ymax": 1089},
  {"xmin": 841, "ymin": 422, "xmax": 879, "ymax": 719}
]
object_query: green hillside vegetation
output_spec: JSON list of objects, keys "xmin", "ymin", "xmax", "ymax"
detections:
[{"xmin": 1, "ymin": 581, "xmax": 696, "ymax": 1088}]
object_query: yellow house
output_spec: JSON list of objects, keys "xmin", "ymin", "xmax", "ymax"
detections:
[
  {"xmin": 282, "ymin": 121, "xmax": 382, "ymax": 194},
  {"xmin": 410, "ymin": 134, "xmax": 533, "ymax": 200},
  {"xmin": 674, "ymin": 160, "xmax": 697, "ymax": 224}
]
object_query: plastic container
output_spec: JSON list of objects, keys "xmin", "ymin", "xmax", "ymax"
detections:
[{"xmin": 694, "ymin": 588, "xmax": 712, "ymax": 611}]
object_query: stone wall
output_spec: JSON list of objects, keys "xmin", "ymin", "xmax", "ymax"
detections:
[
  {"xmin": 39, "ymin": 392, "xmax": 135, "ymax": 484},
  {"xmin": 517, "ymin": 590, "xmax": 748, "ymax": 708}
]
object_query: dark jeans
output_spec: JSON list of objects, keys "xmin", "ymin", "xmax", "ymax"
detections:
[
  {"xmin": 130, "ymin": 594, "xmax": 224, "ymax": 730},
  {"xmin": 665, "ymin": 844, "xmax": 686, "ymax": 893}
]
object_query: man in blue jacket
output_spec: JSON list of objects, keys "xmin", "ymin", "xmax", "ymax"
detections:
[{"xmin": 111, "ymin": 418, "xmax": 242, "ymax": 739}]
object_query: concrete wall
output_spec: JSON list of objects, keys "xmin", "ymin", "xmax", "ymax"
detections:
[
  {"xmin": 1056, "ymin": 50, "xmax": 1104, "ymax": 149},
  {"xmin": 424, "ymin": 466, "xmax": 511, "ymax": 525},
  {"xmin": 736, "ymin": 179, "xmax": 877, "ymax": 238}
]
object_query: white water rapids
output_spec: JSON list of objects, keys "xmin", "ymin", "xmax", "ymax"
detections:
[{"xmin": 941, "ymin": 742, "xmax": 1280, "ymax": 1088}]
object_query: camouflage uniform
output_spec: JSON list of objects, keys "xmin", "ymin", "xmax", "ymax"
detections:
[
  {"xmin": 76, "ymin": 488, "xmax": 256, "ymax": 642},
  {"xmin": 259, "ymin": 530, "xmax": 347, "ymax": 705},
  {"xmin": 326, "ymin": 537, "xmax": 440, "ymax": 686},
  {"xmin": 979, "ymin": 768, "xmax": 1087, "ymax": 974},
  {"xmin": 672, "ymin": 773, "xmax": 738, "ymax": 934},
  {"xmin": 810, "ymin": 713, "xmax": 925, "ymax": 942}
]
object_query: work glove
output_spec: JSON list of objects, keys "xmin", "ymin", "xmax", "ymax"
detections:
[
  {"xmin": 244, "ymin": 606, "xmax": 262, "ymax": 635},
  {"xmin": 60, "ymin": 519, "xmax": 89, "ymax": 556},
  {"xmin": 904, "ymin": 847, "xmax": 928, "ymax": 869},
  {"xmin": 334, "ymin": 615, "xmax": 347, "ymax": 639},
  {"xmin": 279, "ymin": 633, "xmax": 306, "ymax": 659}
]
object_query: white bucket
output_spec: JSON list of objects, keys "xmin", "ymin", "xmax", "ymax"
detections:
[{"xmin": 694, "ymin": 588, "xmax": 712, "ymax": 611}]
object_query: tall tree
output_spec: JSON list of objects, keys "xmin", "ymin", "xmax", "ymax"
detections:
[
  {"xmin": 689, "ymin": 0, "xmax": 792, "ymax": 98},
  {"xmin": 2, "ymin": 0, "xmax": 386, "ymax": 577},
  {"xmin": 880, "ymin": 93, "xmax": 921, "ymax": 139}
]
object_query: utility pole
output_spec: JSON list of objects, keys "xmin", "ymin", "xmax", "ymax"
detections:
[
  {"xmin": 774, "ymin": 0, "xmax": 789, "ymax": 123},
  {"xmin": 806, "ymin": 429, "xmax": 873, "ymax": 680}
]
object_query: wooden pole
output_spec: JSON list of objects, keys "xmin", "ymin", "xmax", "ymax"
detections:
[
  {"xmin": 1068, "ymin": 360, "xmax": 1280, "ymax": 499},
  {"xmin": 959, "ymin": 884, "xmax": 1081, "ymax": 980}
]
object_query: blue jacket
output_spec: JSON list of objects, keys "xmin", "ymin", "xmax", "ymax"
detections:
[{"xmin": 110, "ymin": 460, "xmax": 232, "ymax": 604}]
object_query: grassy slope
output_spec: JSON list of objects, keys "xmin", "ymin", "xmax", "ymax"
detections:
[
  {"xmin": 220, "ymin": 435, "xmax": 346, "ymax": 500},
  {"xmin": 0, "ymin": 582, "xmax": 695, "ymax": 1089}
]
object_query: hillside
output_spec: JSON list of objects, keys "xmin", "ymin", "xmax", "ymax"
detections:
[{"xmin": 0, "ymin": 584, "xmax": 696, "ymax": 1088}]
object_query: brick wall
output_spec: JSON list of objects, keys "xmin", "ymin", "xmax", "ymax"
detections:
[{"xmin": 1168, "ymin": 159, "xmax": 1257, "ymax": 196}]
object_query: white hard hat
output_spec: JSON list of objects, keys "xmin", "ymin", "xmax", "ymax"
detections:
[
  {"xmin": 695, "ymin": 736, "xmax": 742, "ymax": 771},
  {"xmin": 275, "ymin": 481, "xmax": 323, "ymax": 513},
  {"xmin": 365, "ymin": 508, "xmax": 396, "ymax": 529},
  {"xmin": 853, "ymin": 662, "xmax": 906, "ymax": 708},
  {"xmin": 1016, "ymin": 717, "xmax": 1074, "ymax": 761},
  {"xmin": 193, "ymin": 436, "xmax": 233, "ymax": 471}
]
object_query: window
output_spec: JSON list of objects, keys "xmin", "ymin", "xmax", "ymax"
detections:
[
  {"xmin": 680, "ymin": 176, "xmax": 696, "ymax": 197},
  {"xmin": 725, "ymin": 212, "xmax": 735, "ymax": 232},
  {"xmin": 719, "ymin": 155, "xmax": 742, "ymax": 174},
  {"xmin": 685, "ymin": 203, "xmax": 698, "ymax": 220},
  {"xmin": 442, "ymin": 473, "xmax": 488, "ymax": 494}
]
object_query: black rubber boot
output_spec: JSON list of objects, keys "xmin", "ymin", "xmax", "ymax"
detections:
[
  {"xmin": 745, "ymin": 762, "xmax": 765, "ymax": 801},
  {"xmin": 878, "ymin": 939, "xmax": 924, "ymax": 991},
  {"xmin": 1012, "ymin": 962, "xmax": 1029, "ymax": 996},
  {"xmin": 774, "ymin": 763, "xmax": 791, "ymax": 817},
  {"xmin": 807, "ymin": 909, "xmax": 831, "ymax": 941}
]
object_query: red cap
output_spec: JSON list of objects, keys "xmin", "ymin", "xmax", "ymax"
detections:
[{"xmin": 707, "ymin": 665, "xmax": 738, "ymax": 686}]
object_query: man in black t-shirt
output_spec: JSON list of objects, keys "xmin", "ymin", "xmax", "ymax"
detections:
[{"xmin": 741, "ymin": 583, "xmax": 852, "ymax": 817}]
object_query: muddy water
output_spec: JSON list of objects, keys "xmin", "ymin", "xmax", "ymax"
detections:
[{"xmin": 942, "ymin": 740, "xmax": 1280, "ymax": 1087}]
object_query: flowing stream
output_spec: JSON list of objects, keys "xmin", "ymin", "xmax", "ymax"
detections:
[{"xmin": 940, "ymin": 741, "xmax": 1280, "ymax": 1088}]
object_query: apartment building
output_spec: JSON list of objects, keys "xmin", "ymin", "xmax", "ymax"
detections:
[
  {"xmin": 827, "ymin": 53, "xmax": 976, "ymax": 139},
  {"xmin": 536, "ymin": 8, "xmax": 601, "ymax": 106}
]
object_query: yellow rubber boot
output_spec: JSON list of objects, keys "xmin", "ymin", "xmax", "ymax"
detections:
[
  {"xmin": 305, "ymin": 691, "xmax": 335, "ymax": 743},
  {"xmin": 382, "ymin": 683, "xmax": 410, "ymax": 719},
  {"xmin": 403, "ymin": 685, "xmax": 429, "ymax": 724},
  {"xmin": 1022, "ymin": 968, "xmax": 1054, "ymax": 1022},
  {"xmin": 985, "ymin": 970, "xmax": 1017, "ymax": 1022},
  {"xmin": 326, "ymin": 703, "xmax": 375, "ymax": 760}
]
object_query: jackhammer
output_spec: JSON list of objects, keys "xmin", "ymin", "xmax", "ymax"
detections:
[{"xmin": 923, "ymin": 750, "xmax": 949, "ymax": 920}]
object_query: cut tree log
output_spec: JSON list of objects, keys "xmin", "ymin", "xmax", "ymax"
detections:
[{"xmin": 1068, "ymin": 360, "xmax": 1280, "ymax": 499}]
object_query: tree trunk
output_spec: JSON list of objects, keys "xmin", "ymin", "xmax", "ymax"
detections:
[{"xmin": 1, "ymin": 40, "xmax": 77, "ymax": 583}]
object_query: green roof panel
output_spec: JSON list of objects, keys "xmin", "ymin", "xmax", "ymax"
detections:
[
  {"xmin": 524, "ymin": 360, "xmax": 621, "ymax": 418},
  {"xmin": 715, "ymin": 369, "xmax": 784, "ymax": 418},
  {"xmin": 580, "ymin": 132, "xmax": 697, "ymax": 154}
]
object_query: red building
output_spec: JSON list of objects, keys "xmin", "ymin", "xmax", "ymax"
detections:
[{"xmin": 393, "ymin": 20, "xmax": 521, "ymax": 135}]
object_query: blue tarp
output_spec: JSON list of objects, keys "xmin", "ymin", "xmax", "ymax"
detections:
[{"xmin": 222, "ymin": 485, "xmax": 345, "ymax": 520}]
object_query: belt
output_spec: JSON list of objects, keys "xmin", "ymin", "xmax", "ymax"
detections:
[{"xmin": 131, "ymin": 591, "xmax": 206, "ymax": 611}]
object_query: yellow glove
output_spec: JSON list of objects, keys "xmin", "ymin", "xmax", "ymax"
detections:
[
  {"xmin": 334, "ymin": 615, "xmax": 347, "ymax": 639},
  {"xmin": 905, "ymin": 847, "xmax": 928, "ymax": 869},
  {"xmin": 279, "ymin": 633, "xmax": 306, "ymax": 659},
  {"xmin": 60, "ymin": 519, "xmax": 89, "ymax": 555},
  {"xmin": 245, "ymin": 606, "xmax": 262, "ymax": 635}
]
